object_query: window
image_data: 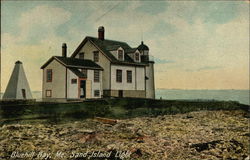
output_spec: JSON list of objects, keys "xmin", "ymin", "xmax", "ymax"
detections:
[
  {"xmin": 46, "ymin": 90, "xmax": 52, "ymax": 97},
  {"xmin": 103, "ymin": 90, "xmax": 110, "ymax": 97},
  {"xmin": 93, "ymin": 51, "xmax": 99, "ymax": 62},
  {"xmin": 116, "ymin": 69, "xmax": 122, "ymax": 83},
  {"xmin": 94, "ymin": 70, "xmax": 100, "ymax": 82},
  {"xmin": 81, "ymin": 69, "xmax": 88, "ymax": 78},
  {"xmin": 79, "ymin": 52, "xmax": 84, "ymax": 59},
  {"xmin": 94, "ymin": 90, "xmax": 100, "ymax": 97},
  {"xmin": 118, "ymin": 50, "xmax": 123, "ymax": 61},
  {"xmin": 71, "ymin": 79, "xmax": 77, "ymax": 84},
  {"xmin": 46, "ymin": 69, "xmax": 52, "ymax": 82},
  {"xmin": 127, "ymin": 70, "xmax": 132, "ymax": 83},
  {"xmin": 135, "ymin": 53, "xmax": 140, "ymax": 62}
]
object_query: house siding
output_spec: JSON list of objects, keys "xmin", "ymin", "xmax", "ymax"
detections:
[
  {"xmin": 42, "ymin": 60, "xmax": 66, "ymax": 99},
  {"xmin": 110, "ymin": 64, "xmax": 145, "ymax": 91},
  {"xmin": 135, "ymin": 67, "xmax": 145, "ymax": 90},
  {"xmin": 87, "ymin": 70, "xmax": 102, "ymax": 98},
  {"xmin": 145, "ymin": 62, "xmax": 155, "ymax": 98},
  {"xmin": 67, "ymin": 69, "xmax": 78, "ymax": 99},
  {"xmin": 104, "ymin": 90, "xmax": 145, "ymax": 98},
  {"xmin": 75, "ymin": 41, "xmax": 110, "ymax": 90}
]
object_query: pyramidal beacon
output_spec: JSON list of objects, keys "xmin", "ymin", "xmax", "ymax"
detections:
[{"xmin": 3, "ymin": 61, "xmax": 33, "ymax": 99}]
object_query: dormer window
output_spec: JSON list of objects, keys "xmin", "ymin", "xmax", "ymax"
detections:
[
  {"xmin": 135, "ymin": 52, "xmax": 140, "ymax": 62},
  {"xmin": 118, "ymin": 50, "xmax": 123, "ymax": 61}
]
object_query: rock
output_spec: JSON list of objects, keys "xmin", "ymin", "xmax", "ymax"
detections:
[
  {"xmin": 106, "ymin": 144, "xmax": 116, "ymax": 150},
  {"xmin": 94, "ymin": 117, "xmax": 118, "ymax": 125},
  {"xmin": 230, "ymin": 139, "xmax": 244, "ymax": 148},
  {"xmin": 190, "ymin": 140, "xmax": 222, "ymax": 152},
  {"xmin": 113, "ymin": 122, "xmax": 134, "ymax": 135},
  {"xmin": 70, "ymin": 130, "xmax": 100, "ymax": 144},
  {"xmin": 5, "ymin": 125, "xmax": 23, "ymax": 130},
  {"xmin": 134, "ymin": 128, "xmax": 144, "ymax": 136},
  {"xmin": 242, "ymin": 133, "xmax": 250, "ymax": 137},
  {"xmin": 131, "ymin": 148, "xmax": 143, "ymax": 158},
  {"xmin": 135, "ymin": 136, "xmax": 145, "ymax": 143},
  {"xmin": 186, "ymin": 115, "xmax": 194, "ymax": 119},
  {"xmin": 212, "ymin": 128, "xmax": 224, "ymax": 132},
  {"xmin": 0, "ymin": 110, "xmax": 248, "ymax": 160}
]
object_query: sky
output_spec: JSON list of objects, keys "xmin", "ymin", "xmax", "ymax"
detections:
[{"xmin": 1, "ymin": 0, "xmax": 249, "ymax": 92}]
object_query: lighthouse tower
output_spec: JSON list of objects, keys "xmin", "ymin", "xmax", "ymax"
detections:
[
  {"xmin": 138, "ymin": 41, "xmax": 155, "ymax": 99},
  {"xmin": 3, "ymin": 61, "xmax": 33, "ymax": 99}
]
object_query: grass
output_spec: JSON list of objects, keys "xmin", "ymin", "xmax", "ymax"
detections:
[{"xmin": 0, "ymin": 98, "xmax": 248, "ymax": 124}]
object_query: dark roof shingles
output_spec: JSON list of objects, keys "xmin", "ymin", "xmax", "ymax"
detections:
[
  {"xmin": 86, "ymin": 37, "xmax": 146, "ymax": 65},
  {"xmin": 68, "ymin": 68, "xmax": 86, "ymax": 78},
  {"xmin": 55, "ymin": 56, "xmax": 103, "ymax": 70},
  {"xmin": 105, "ymin": 45, "xmax": 122, "ymax": 51}
]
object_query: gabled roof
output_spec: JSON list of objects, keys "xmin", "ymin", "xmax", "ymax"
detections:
[
  {"xmin": 68, "ymin": 67, "xmax": 86, "ymax": 78},
  {"xmin": 41, "ymin": 56, "xmax": 103, "ymax": 70},
  {"xmin": 71, "ymin": 36, "xmax": 148, "ymax": 66}
]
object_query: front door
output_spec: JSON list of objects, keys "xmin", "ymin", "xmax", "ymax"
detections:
[{"xmin": 79, "ymin": 80, "xmax": 86, "ymax": 98}]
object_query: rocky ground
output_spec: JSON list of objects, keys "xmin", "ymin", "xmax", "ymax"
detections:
[{"xmin": 0, "ymin": 110, "xmax": 249, "ymax": 160}]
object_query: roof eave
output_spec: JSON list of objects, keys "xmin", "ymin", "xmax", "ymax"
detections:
[
  {"xmin": 87, "ymin": 39, "xmax": 114, "ymax": 61},
  {"xmin": 67, "ymin": 65, "xmax": 103, "ymax": 71},
  {"xmin": 70, "ymin": 37, "xmax": 89, "ymax": 58},
  {"xmin": 40, "ymin": 56, "xmax": 55, "ymax": 69},
  {"xmin": 71, "ymin": 37, "xmax": 115, "ymax": 62},
  {"xmin": 111, "ymin": 61, "xmax": 147, "ymax": 67}
]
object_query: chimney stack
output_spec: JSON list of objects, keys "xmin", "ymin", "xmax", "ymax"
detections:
[
  {"xmin": 62, "ymin": 43, "xmax": 67, "ymax": 57},
  {"xmin": 98, "ymin": 26, "xmax": 105, "ymax": 40}
]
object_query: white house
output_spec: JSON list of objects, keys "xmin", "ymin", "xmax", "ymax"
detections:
[{"xmin": 41, "ymin": 26, "xmax": 155, "ymax": 101}]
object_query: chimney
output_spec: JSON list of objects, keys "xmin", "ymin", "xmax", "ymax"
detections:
[
  {"xmin": 98, "ymin": 26, "xmax": 105, "ymax": 40},
  {"xmin": 62, "ymin": 43, "xmax": 67, "ymax": 57}
]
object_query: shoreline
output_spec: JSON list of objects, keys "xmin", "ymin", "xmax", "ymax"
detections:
[{"xmin": 0, "ymin": 110, "xmax": 248, "ymax": 159}]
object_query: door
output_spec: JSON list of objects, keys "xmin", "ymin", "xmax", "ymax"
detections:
[
  {"xmin": 85, "ymin": 80, "xmax": 92, "ymax": 99},
  {"xmin": 118, "ymin": 90, "xmax": 123, "ymax": 98},
  {"xmin": 80, "ymin": 80, "xmax": 86, "ymax": 98},
  {"xmin": 21, "ymin": 89, "xmax": 26, "ymax": 99}
]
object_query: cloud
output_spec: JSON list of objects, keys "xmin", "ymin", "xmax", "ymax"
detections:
[
  {"xmin": 157, "ymin": 1, "xmax": 241, "ymax": 25},
  {"xmin": 136, "ymin": 1, "xmax": 169, "ymax": 15},
  {"xmin": 185, "ymin": 66, "xmax": 223, "ymax": 72},
  {"xmin": 202, "ymin": 2, "xmax": 238, "ymax": 24},
  {"xmin": 18, "ymin": 5, "xmax": 71, "ymax": 44},
  {"xmin": 1, "ymin": 5, "xmax": 72, "ymax": 91},
  {"xmin": 154, "ymin": 57, "xmax": 175, "ymax": 64},
  {"xmin": 155, "ymin": 65, "xmax": 249, "ymax": 90},
  {"xmin": 149, "ymin": 21, "xmax": 177, "ymax": 37},
  {"xmin": 1, "ymin": 1, "xmax": 249, "ymax": 91},
  {"xmin": 149, "ymin": 1, "xmax": 248, "ymax": 89}
]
